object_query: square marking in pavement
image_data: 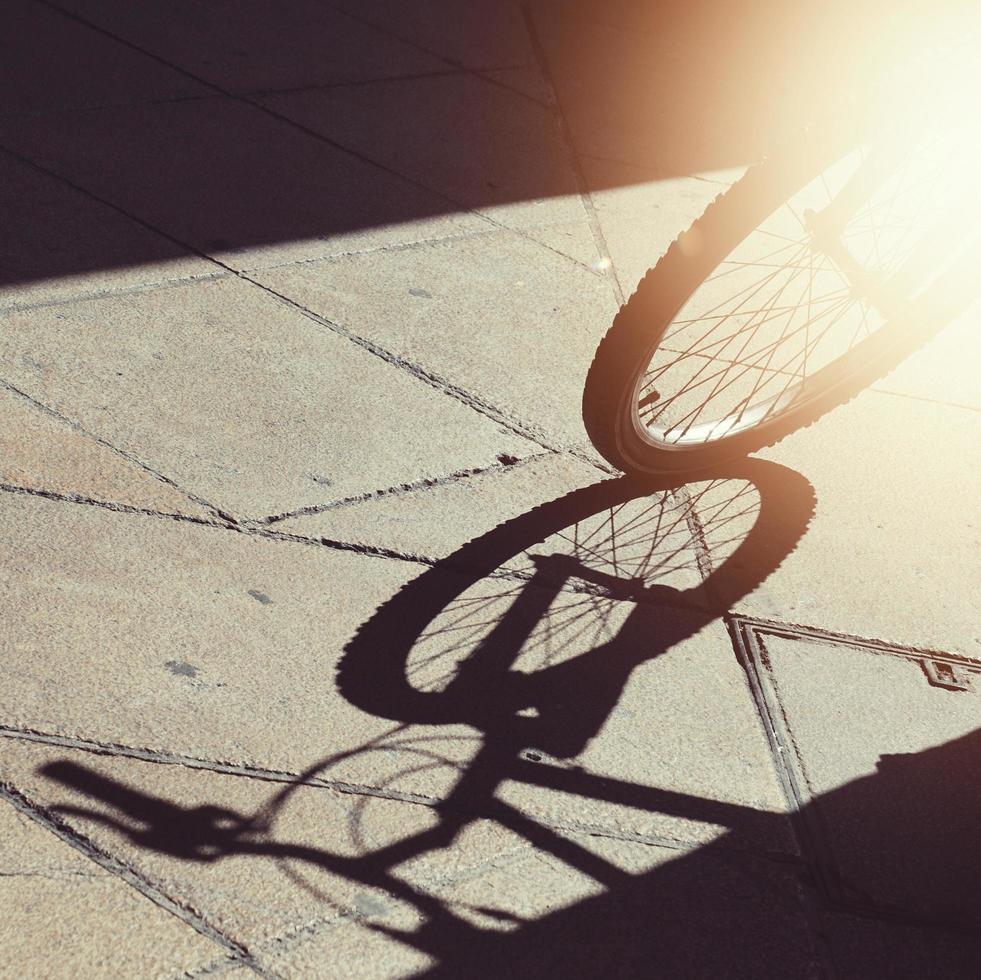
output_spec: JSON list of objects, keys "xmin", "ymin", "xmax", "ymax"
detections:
[{"xmin": 732, "ymin": 616, "xmax": 981, "ymax": 932}]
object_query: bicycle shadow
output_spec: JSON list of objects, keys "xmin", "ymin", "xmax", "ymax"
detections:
[
  {"xmin": 29, "ymin": 457, "xmax": 981, "ymax": 973},
  {"xmin": 21, "ymin": 463, "xmax": 801, "ymax": 953}
]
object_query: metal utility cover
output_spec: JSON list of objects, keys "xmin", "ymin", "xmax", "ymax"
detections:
[{"xmin": 734, "ymin": 618, "xmax": 981, "ymax": 930}]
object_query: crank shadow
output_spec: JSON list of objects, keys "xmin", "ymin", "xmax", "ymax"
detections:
[
  {"xmin": 31, "ymin": 458, "xmax": 981, "ymax": 974},
  {"xmin": 0, "ymin": 0, "xmax": 937, "ymax": 293}
]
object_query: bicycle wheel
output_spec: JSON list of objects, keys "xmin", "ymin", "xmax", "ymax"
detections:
[{"xmin": 583, "ymin": 123, "xmax": 978, "ymax": 474}]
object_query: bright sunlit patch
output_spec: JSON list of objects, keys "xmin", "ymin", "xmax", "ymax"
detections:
[{"xmin": 627, "ymin": 7, "xmax": 981, "ymax": 449}]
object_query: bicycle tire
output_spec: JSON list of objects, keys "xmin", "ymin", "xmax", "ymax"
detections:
[{"xmin": 582, "ymin": 134, "xmax": 972, "ymax": 475}]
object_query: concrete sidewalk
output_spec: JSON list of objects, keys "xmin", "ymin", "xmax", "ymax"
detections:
[{"xmin": 2, "ymin": 2, "xmax": 980, "ymax": 977}]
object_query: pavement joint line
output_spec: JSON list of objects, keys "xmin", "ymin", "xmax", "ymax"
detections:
[
  {"xmin": 0, "ymin": 725, "xmax": 441, "ymax": 809},
  {"xmin": 178, "ymin": 954, "xmax": 248, "ymax": 980},
  {"xmin": 0, "ymin": 778, "xmax": 272, "ymax": 978},
  {"xmin": 0, "ymin": 481, "xmax": 235, "ymax": 529},
  {"xmin": 673, "ymin": 483, "xmax": 716, "ymax": 585},
  {"xmin": 184, "ymin": 840, "xmax": 532, "ymax": 975},
  {"xmin": 258, "ymin": 526, "xmax": 440, "ymax": 565},
  {"xmin": 0, "ymin": 471, "xmax": 717, "ymax": 613},
  {"xmin": 247, "ymin": 62, "xmax": 542, "ymax": 101},
  {"xmin": 520, "ymin": 1, "xmax": 625, "ymax": 306},
  {"xmin": 38, "ymin": 0, "xmax": 600, "ymax": 279},
  {"xmin": 182, "ymin": 954, "xmax": 253, "ymax": 980},
  {"xmin": 0, "ymin": 268, "xmax": 234, "ymax": 319},
  {"xmin": 0, "ymin": 724, "xmax": 792, "ymax": 864},
  {"xmin": 258, "ymin": 516, "xmax": 716, "ymax": 608},
  {"xmin": 255, "ymin": 451, "xmax": 552, "ymax": 525},
  {"xmin": 0, "ymin": 479, "xmax": 438, "ymax": 565},
  {"xmin": 0, "ymin": 376, "xmax": 233, "ymax": 522},
  {"xmin": 183, "ymin": 826, "xmax": 808, "ymax": 975},
  {"xmin": 0, "ymin": 63, "xmax": 542, "ymax": 127},
  {"xmin": 0, "ymin": 477, "xmax": 716, "ymax": 606},
  {"xmin": 244, "ymin": 65, "xmax": 525, "ymax": 98},
  {"xmin": 0, "ymin": 90, "xmax": 221, "ymax": 122}
]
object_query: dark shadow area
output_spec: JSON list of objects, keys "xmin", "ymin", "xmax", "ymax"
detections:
[
  {"xmin": 40, "ymin": 726, "xmax": 981, "ymax": 976},
  {"xmin": 31, "ymin": 459, "xmax": 981, "ymax": 973},
  {"xmin": 0, "ymin": 0, "xmax": 951, "ymax": 292}
]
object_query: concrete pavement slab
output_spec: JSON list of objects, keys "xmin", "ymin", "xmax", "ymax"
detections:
[
  {"xmin": 0, "ymin": 386, "xmax": 212, "ymax": 519},
  {"xmin": 697, "ymin": 391, "xmax": 981, "ymax": 657},
  {"xmin": 0, "ymin": 276, "xmax": 536, "ymax": 517},
  {"xmin": 0, "ymin": 789, "xmax": 220, "ymax": 978},
  {"xmin": 0, "ymin": 149, "xmax": 216, "ymax": 309},
  {"xmin": 255, "ymin": 227, "xmax": 617, "ymax": 449},
  {"xmin": 0, "ymin": 0, "xmax": 207, "ymax": 116},
  {"xmin": 258, "ymin": 71, "xmax": 584, "ymax": 236},
  {"xmin": 0, "ymin": 490, "xmax": 418, "ymax": 772},
  {"xmin": 0, "ymin": 97, "xmax": 488, "ymax": 272},
  {"xmin": 56, "ymin": 0, "xmax": 447, "ymax": 94},
  {"xmin": 0, "ymin": 738, "xmax": 815, "ymax": 979}
]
